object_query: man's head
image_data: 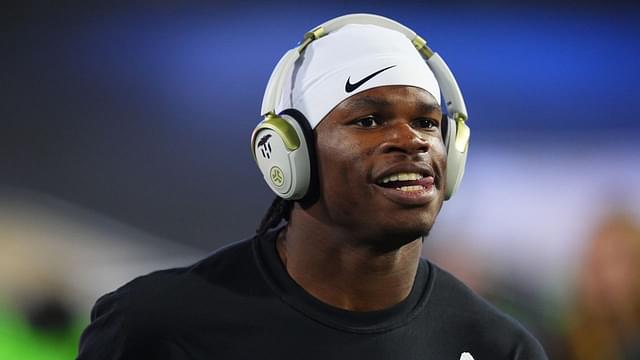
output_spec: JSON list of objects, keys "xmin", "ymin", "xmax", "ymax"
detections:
[{"xmin": 253, "ymin": 14, "xmax": 469, "ymax": 240}]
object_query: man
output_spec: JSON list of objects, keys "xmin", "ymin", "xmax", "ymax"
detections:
[{"xmin": 78, "ymin": 14, "xmax": 547, "ymax": 360}]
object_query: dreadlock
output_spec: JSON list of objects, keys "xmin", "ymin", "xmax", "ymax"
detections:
[{"xmin": 256, "ymin": 197, "xmax": 293, "ymax": 236}]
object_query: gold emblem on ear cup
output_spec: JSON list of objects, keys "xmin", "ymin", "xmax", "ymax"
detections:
[{"xmin": 270, "ymin": 166, "xmax": 285, "ymax": 187}]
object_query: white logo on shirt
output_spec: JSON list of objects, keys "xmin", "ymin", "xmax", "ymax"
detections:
[{"xmin": 460, "ymin": 352, "xmax": 474, "ymax": 360}]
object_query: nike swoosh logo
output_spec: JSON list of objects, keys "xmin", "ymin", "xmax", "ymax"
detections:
[{"xmin": 345, "ymin": 65, "xmax": 397, "ymax": 93}]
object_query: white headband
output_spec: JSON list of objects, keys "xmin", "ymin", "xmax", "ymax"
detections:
[{"xmin": 275, "ymin": 24, "xmax": 441, "ymax": 129}]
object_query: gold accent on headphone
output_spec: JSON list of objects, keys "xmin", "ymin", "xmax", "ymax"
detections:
[
  {"xmin": 256, "ymin": 113, "xmax": 301, "ymax": 151},
  {"xmin": 412, "ymin": 36, "xmax": 434, "ymax": 59},
  {"xmin": 299, "ymin": 27, "xmax": 327, "ymax": 53},
  {"xmin": 453, "ymin": 114, "xmax": 470, "ymax": 153}
]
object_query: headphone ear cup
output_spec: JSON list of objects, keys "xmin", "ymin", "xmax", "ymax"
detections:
[
  {"xmin": 443, "ymin": 116, "xmax": 469, "ymax": 200},
  {"xmin": 251, "ymin": 112, "xmax": 311, "ymax": 200}
]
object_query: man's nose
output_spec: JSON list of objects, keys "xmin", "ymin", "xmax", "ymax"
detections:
[{"xmin": 380, "ymin": 122, "xmax": 430, "ymax": 154}]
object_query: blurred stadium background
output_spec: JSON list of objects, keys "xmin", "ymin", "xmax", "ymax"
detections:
[{"xmin": 2, "ymin": 1, "xmax": 639, "ymax": 358}]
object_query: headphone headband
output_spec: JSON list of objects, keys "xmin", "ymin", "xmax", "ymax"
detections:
[{"xmin": 307, "ymin": 14, "xmax": 418, "ymax": 39}]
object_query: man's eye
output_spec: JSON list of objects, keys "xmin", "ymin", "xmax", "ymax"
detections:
[
  {"xmin": 354, "ymin": 116, "xmax": 379, "ymax": 128},
  {"xmin": 413, "ymin": 118, "xmax": 438, "ymax": 129}
]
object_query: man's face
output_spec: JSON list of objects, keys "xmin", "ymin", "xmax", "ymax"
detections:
[{"xmin": 312, "ymin": 85, "xmax": 447, "ymax": 250}]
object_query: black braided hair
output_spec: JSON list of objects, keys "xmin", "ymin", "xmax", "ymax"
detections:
[{"xmin": 256, "ymin": 197, "xmax": 293, "ymax": 236}]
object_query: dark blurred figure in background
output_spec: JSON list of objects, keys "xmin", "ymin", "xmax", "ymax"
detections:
[{"xmin": 562, "ymin": 211, "xmax": 640, "ymax": 359}]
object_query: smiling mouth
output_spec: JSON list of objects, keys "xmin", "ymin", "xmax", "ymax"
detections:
[{"xmin": 376, "ymin": 172, "xmax": 435, "ymax": 192}]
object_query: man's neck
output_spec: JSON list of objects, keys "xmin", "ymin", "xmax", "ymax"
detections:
[{"xmin": 276, "ymin": 209, "xmax": 423, "ymax": 312}]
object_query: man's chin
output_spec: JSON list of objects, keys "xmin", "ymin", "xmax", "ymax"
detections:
[{"xmin": 363, "ymin": 222, "xmax": 432, "ymax": 253}]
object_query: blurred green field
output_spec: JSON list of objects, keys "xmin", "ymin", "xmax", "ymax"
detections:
[{"xmin": 0, "ymin": 305, "xmax": 85, "ymax": 360}]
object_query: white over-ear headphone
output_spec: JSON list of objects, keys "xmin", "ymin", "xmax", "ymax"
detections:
[{"xmin": 251, "ymin": 13, "xmax": 470, "ymax": 201}]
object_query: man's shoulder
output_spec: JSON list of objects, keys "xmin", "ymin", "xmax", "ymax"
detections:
[
  {"xmin": 427, "ymin": 261, "xmax": 547, "ymax": 359},
  {"xmin": 91, "ymin": 235, "xmax": 265, "ymax": 322},
  {"xmin": 78, "ymin": 235, "xmax": 272, "ymax": 358}
]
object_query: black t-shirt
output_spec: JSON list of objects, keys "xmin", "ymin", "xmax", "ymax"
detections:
[{"xmin": 77, "ymin": 229, "xmax": 547, "ymax": 359}]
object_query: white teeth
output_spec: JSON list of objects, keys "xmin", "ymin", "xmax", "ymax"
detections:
[
  {"xmin": 396, "ymin": 185, "xmax": 425, "ymax": 192},
  {"xmin": 380, "ymin": 172, "xmax": 423, "ymax": 184}
]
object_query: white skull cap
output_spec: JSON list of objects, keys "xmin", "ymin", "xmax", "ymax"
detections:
[{"xmin": 276, "ymin": 23, "xmax": 441, "ymax": 128}]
